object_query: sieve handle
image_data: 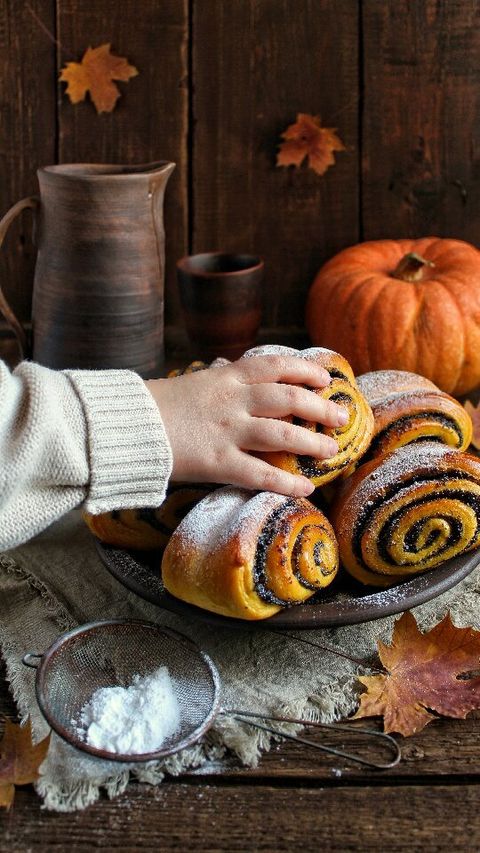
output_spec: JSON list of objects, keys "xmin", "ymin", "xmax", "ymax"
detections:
[{"xmin": 22, "ymin": 652, "xmax": 43, "ymax": 669}]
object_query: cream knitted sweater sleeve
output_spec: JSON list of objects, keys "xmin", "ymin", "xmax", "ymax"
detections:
[{"xmin": 0, "ymin": 361, "xmax": 173, "ymax": 550}]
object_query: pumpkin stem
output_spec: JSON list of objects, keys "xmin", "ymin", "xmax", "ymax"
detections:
[{"xmin": 391, "ymin": 252, "xmax": 435, "ymax": 282}]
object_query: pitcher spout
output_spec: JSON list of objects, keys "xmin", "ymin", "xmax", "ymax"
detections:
[{"xmin": 148, "ymin": 160, "xmax": 176, "ymax": 195}]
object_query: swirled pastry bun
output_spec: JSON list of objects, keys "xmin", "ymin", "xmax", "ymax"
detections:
[
  {"xmin": 242, "ymin": 345, "xmax": 374, "ymax": 486},
  {"xmin": 331, "ymin": 443, "xmax": 480, "ymax": 587},
  {"xmin": 356, "ymin": 369, "xmax": 473, "ymax": 459},
  {"xmin": 84, "ymin": 483, "xmax": 213, "ymax": 550},
  {"xmin": 161, "ymin": 487, "xmax": 339, "ymax": 620}
]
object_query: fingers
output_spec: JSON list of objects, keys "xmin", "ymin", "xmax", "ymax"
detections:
[
  {"xmin": 248, "ymin": 383, "xmax": 348, "ymax": 427},
  {"xmin": 234, "ymin": 354, "xmax": 331, "ymax": 389},
  {"xmin": 244, "ymin": 418, "xmax": 339, "ymax": 458},
  {"xmin": 226, "ymin": 451, "xmax": 315, "ymax": 497}
]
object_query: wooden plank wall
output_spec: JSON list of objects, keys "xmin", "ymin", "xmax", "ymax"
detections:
[{"xmin": 1, "ymin": 0, "xmax": 480, "ymax": 366}]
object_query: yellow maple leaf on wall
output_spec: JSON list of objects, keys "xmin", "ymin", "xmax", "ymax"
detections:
[{"xmin": 59, "ymin": 43, "xmax": 138, "ymax": 114}]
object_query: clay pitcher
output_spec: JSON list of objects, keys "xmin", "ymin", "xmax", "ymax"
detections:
[{"xmin": 0, "ymin": 161, "xmax": 175, "ymax": 377}]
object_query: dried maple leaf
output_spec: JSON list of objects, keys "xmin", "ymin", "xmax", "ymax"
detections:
[
  {"xmin": 276, "ymin": 113, "xmax": 345, "ymax": 176},
  {"xmin": 59, "ymin": 43, "xmax": 138, "ymax": 113},
  {"xmin": 464, "ymin": 400, "xmax": 480, "ymax": 450},
  {"xmin": 0, "ymin": 719, "xmax": 50, "ymax": 810},
  {"xmin": 354, "ymin": 611, "xmax": 480, "ymax": 736}
]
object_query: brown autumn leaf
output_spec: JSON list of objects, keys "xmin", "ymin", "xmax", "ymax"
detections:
[
  {"xmin": 354, "ymin": 611, "xmax": 480, "ymax": 736},
  {"xmin": 276, "ymin": 113, "xmax": 345, "ymax": 176},
  {"xmin": 0, "ymin": 719, "xmax": 50, "ymax": 810},
  {"xmin": 464, "ymin": 400, "xmax": 480, "ymax": 450},
  {"xmin": 59, "ymin": 43, "xmax": 138, "ymax": 113}
]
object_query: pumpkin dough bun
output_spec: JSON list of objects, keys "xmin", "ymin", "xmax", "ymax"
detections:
[
  {"xmin": 356, "ymin": 369, "xmax": 473, "ymax": 461},
  {"xmin": 161, "ymin": 486, "xmax": 339, "ymax": 620},
  {"xmin": 330, "ymin": 443, "xmax": 480, "ymax": 588},
  {"xmin": 242, "ymin": 344, "xmax": 374, "ymax": 487},
  {"xmin": 83, "ymin": 483, "xmax": 214, "ymax": 550}
]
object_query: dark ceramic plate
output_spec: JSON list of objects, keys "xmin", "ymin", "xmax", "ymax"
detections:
[{"xmin": 96, "ymin": 541, "xmax": 480, "ymax": 630}]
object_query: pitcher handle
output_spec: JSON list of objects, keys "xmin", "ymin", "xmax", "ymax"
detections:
[{"xmin": 0, "ymin": 196, "xmax": 39, "ymax": 360}]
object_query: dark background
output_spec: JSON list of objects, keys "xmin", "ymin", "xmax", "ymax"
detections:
[{"xmin": 1, "ymin": 0, "xmax": 479, "ymax": 365}]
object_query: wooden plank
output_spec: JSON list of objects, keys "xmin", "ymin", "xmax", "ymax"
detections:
[
  {"xmin": 56, "ymin": 0, "xmax": 189, "ymax": 329},
  {"xmin": 0, "ymin": 0, "xmax": 56, "ymax": 328},
  {"xmin": 192, "ymin": 0, "xmax": 360, "ymax": 333},
  {"xmin": 362, "ymin": 0, "xmax": 480, "ymax": 241},
  {"xmin": 3, "ymin": 781, "xmax": 480, "ymax": 851}
]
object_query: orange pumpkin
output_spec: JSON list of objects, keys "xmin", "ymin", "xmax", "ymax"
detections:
[{"xmin": 306, "ymin": 237, "xmax": 480, "ymax": 396}]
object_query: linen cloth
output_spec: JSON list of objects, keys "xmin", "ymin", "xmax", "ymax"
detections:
[{"xmin": 1, "ymin": 511, "xmax": 480, "ymax": 812}]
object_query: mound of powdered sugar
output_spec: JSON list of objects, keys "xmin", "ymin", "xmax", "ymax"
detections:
[{"xmin": 75, "ymin": 667, "xmax": 181, "ymax": 755}]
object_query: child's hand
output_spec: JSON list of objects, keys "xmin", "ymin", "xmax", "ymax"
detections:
[{"xmin": 145, "ymin": 355, "xmax": 348, "ymax": 497}]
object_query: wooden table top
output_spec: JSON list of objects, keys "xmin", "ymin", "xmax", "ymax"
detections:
[{"xmin": 1, "ymin": 657, "xmax": 480, "ymax": 851}]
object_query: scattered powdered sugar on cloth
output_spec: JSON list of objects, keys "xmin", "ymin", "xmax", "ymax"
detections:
[{"xmin": 74, "ymin": 667, "xmax": 180, "ymax": 755}]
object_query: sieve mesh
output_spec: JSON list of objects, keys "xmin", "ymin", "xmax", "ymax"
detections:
[{"xmin": 33, "ymin": 620, "xmax": 221, "ymax": 762}]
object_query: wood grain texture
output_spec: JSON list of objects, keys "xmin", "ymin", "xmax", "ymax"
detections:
[
  {"xmin": 0, "ymin": 0, "xmax": 56, "ymax": 326},
  {"xmin": 3, "ymin": 781, "xmax": 480, "ymax": 851},
  {"xmin": 362, "ymin": 0, "xmax": 480, "ymax": 241},
  {"xmin": 56, "ymin": 0, "xmax": 189, "ymax": 326},
  {"xmin": 192, "ymin": 0, "xmax": 360, "ymax": 332}
]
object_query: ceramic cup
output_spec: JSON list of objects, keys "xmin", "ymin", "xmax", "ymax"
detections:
[{"xmin": 176, "ymin": 252, "xmax": 264, "ymax": 360}]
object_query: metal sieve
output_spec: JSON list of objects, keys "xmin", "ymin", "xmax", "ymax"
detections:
[{"xmin": 22, "ymin": 619, "xmax": 401, "ymax": 769}]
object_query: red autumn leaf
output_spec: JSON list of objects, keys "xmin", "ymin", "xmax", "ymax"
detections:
[
  {"xmin": 464, "ymin": 400, "xmax": 480, "ymax": 450},
  {"xmin": 354, "ymin": 611, "xmax": 480, "ymax": 736},
  {"xmin": 59, "ymin": 43, "xmax": 138, "ymax": 113},
  {"xmin": 276, "ymin": 113, "xmax": 345, "ymax": 176},
  {"xmin": 0, "ymin": 719, "xmax": 50, "ymax": 810}
]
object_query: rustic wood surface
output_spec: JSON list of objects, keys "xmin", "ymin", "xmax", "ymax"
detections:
[
  {"xmin": 193, "ymin": 0, "xmax": 359, "ymax": 331},
  {"xmin": 362, "ymin": 0, "xmax": 480, "ymax": 241},
  {"xmin": 0, "ymin": 0, "xmax": 55, "ymax": 326},
  {"xmin": 2, "ymin": 0, "xmax": 480, "ymax": 355},
  {"xmin": 1, "ymin": 656, "xmax": 480, "ymax": 850}
]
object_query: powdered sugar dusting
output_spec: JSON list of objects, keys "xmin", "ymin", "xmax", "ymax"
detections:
[
  {"xmin": 357, "ymin": 370, "xmax": 439, "ymax": 404},
  {"xmin": 229, "ymin": 490, "xmax": 287, "ymax": 556},
  {"xmin": 209, "ymin": 357, "xmax": 231, "ymax": 368},
  {"xmin": 301, "ymin": 346, "xmax": 337, "ymax": 360},
  {"xmin": 171, "ymin": 487, "xmax": 288, "ymax": 560},
  {"xmin": 243, "ymin": 344, "xmax": 299, "ymax": 358},
  {"xmin": 174, "ymin": 487, "xmax": 250, "ymax": 553},
  {"xmin": 242, "ymin": 344, "xmax": 336, "ymax": 360},
  {"xmin": 350, "ymin": 443, "xmax": 462, "ymax": 507}
]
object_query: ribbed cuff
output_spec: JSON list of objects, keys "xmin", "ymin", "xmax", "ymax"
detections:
[{"xmin": 65, "ymin": 370, "xmax": 173, "ymax": 514}]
